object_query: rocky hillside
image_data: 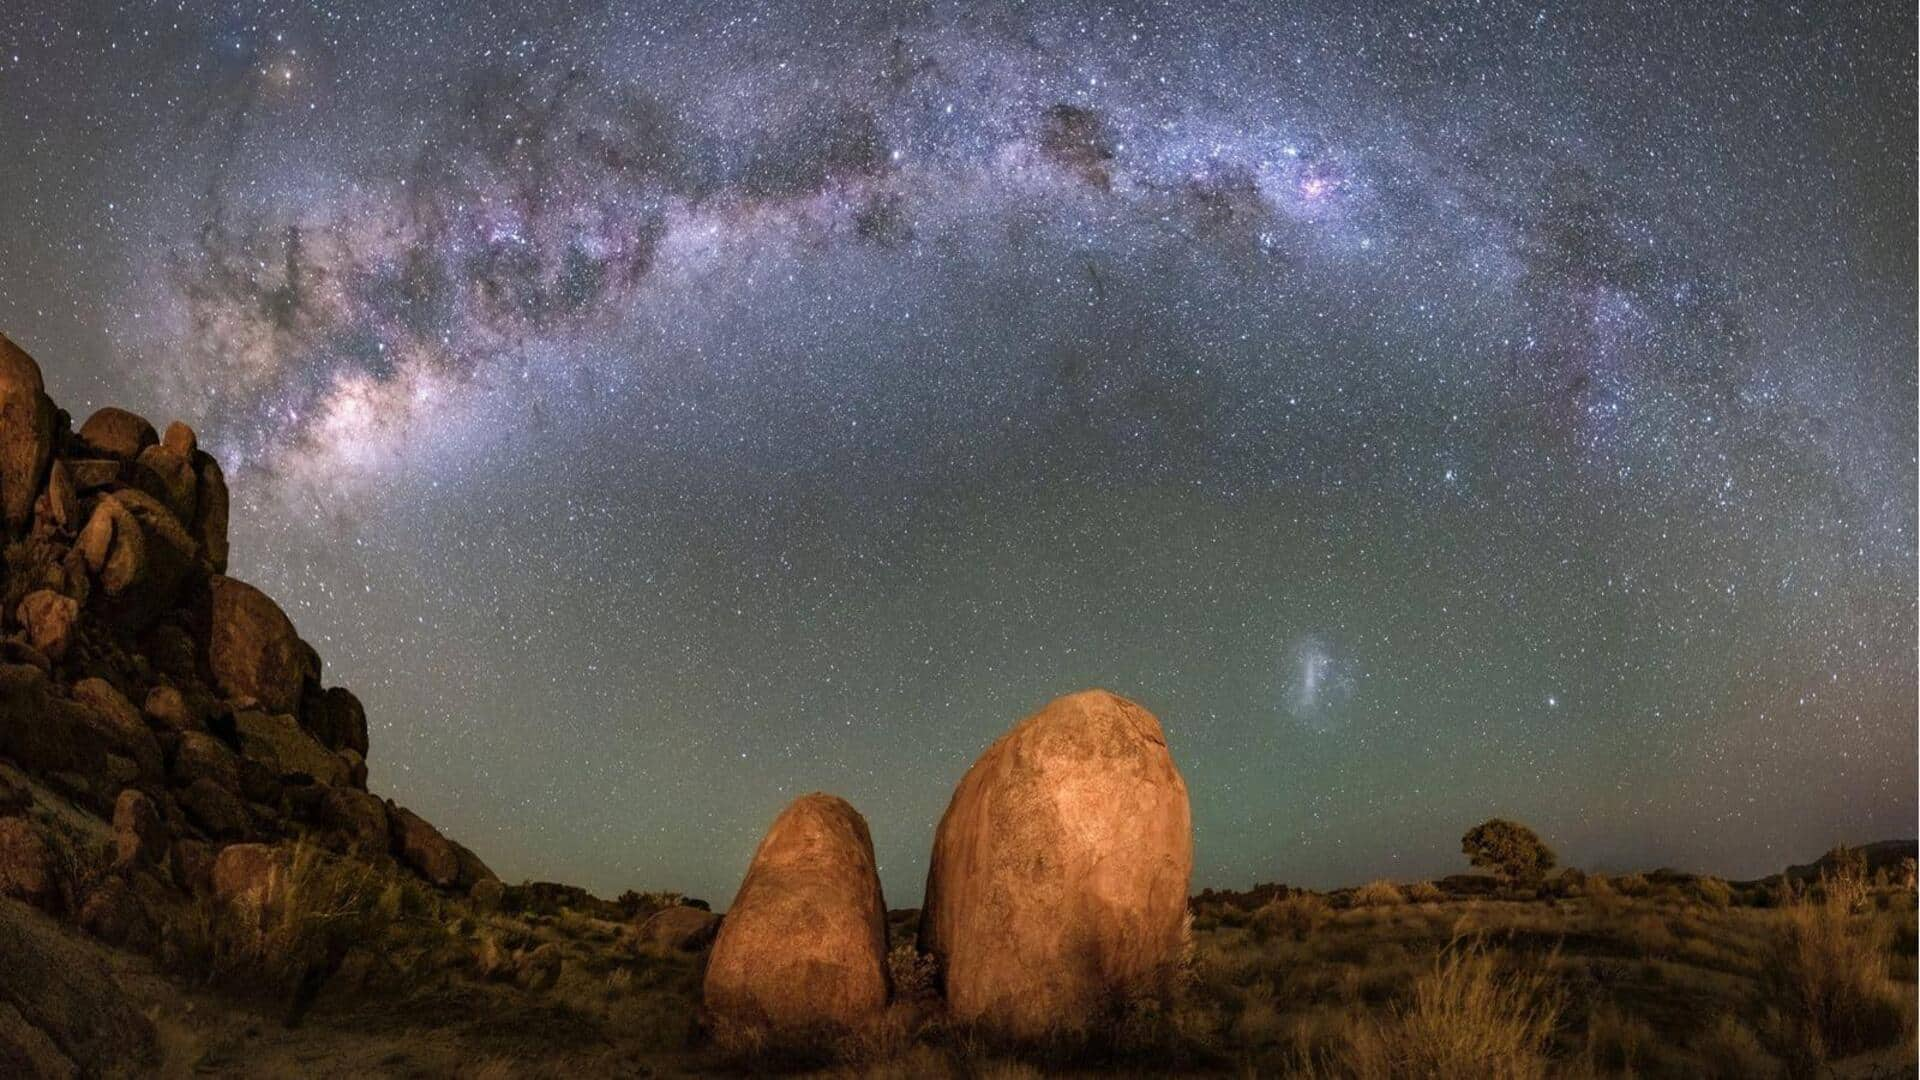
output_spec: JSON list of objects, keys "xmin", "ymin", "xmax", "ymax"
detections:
[{"xmin": 0, "ymin": 334, "xmax": 496, "ymax": 1022}]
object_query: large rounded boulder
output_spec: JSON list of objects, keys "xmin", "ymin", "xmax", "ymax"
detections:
[
  {"xmin": 703, "ymin": 793, "xmax": 889, "ymax": 1050},
  {"xmin": 0, "ymin": 335, "xmax": 53, "ymax": 532},
  {"xmin": 918, "ymin": 689, "xmax": 1192, "ymax": 1040}
]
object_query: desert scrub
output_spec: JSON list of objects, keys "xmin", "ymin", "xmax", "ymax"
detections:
[
  {"xmin": 1312, "ymin": 938, "xmax": 1562, "ymax": 1080},
  {"xmin": 1404, "ymin": 880, "xmax": 1444, "ymax": 904},
  {"xmin": 1252, "ymin": 892, "xmax": 1332, "ymax": 942},
  {"xmin": 1350, "ymin": 880, "xmax": 1405, "ymax": 907},
  {"xmin": 161, "ymin": 841, "xmax": 454, "ymax": 1008},
  {"xmin": 1768, "ymin": 868, "xmax": 1912, "ymax": 1064}
]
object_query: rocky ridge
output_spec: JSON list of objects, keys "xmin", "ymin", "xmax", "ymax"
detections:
[{"xmin": 0, "ymin": 334, "xmax": 496, "ymax": 1064}]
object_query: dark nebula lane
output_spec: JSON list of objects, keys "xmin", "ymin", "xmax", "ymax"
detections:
[{"xmin": 0, "ymin": 1, "xmax": 1911, "ymax": 902}]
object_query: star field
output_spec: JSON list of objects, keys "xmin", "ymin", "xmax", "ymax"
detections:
[{"xmin": 0, "ymin": 1, "xmax": 1912, "ymax": 902}]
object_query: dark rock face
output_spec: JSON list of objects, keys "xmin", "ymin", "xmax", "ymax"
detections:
[
  {"xmin": 0, "ymin": 335, "xmax": 498, "ymax": 969},
  {"xmin": 389, "ymin": 804, "xmax": 464, "ymax": 887},
  {"xmin": 703, "ymin": 793, "xmax": 890, "ymax": 1049},
  {"xmin": 112, "ymin": 790, "xmax": 167, "ymax": 870},
  {"xmin": 0, "ymin": 898, "xmax": 158, "ymax": 1078},
  {"xmin": 75, "ymin": 407, "xmax": 157, "ymax": 462},
  {"xmin": 0, "ymin": 335, "xmax": 53, "ymax": 531},
  {"xmin": 207, "ymin": 576, "xmax": 313, "ymax": 714},
  {"xmin": 16, "ymin": 590, "xmax": 77, "ymax": 660},
  {"xmin": 919, "ymin": 689, "xmax": 1193, "ymax": 1040},
  {"xmin": 0, "ymin": 817, "xmax": 62, "ymax": 912},
  {"xmin": 305, "ymin": 686, "xmax": 369, "ymax": 755}
]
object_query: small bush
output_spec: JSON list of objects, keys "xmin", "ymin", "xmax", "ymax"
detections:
[
  {"xmin": 1404, "ymin": 880, "xmax": 1444, "ymax": 904},
  {"xmin": 1351, "ymin": 880, "xmax": 1405, "ymax": 907},
  {"xmin": 1769, "ymin": 872, "xmax": 1912, "ymax": 1063},
  {"xmin": 1334, "ymin": 938, "xmax": 1562, "ymax": 1079},
  {"xmin": 1690, "ymin": 1014, "xmax": 1782, "ymax": 1079},
  {"xmin": 1612, "ymin": 873, "xmax": 1651, "ymax": 898},
  {"xmin": 1252, "ymin": 893, "xmax": 1332, "ymax": 942},
  {"xmin": 888, "ymin": 941, "xmax": 940, "ymax": 1002},
  {"xmin": 1693, "ymin": 876, "xmax": 1733, "ymax": 909},
  {"xmin": 1581, "ymin": 1003, "xmax": 1656, "ymax": 1073}
]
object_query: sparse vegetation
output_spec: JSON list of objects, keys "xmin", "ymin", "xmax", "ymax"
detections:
[
  {"xmin": 37, "ymin": 835, "xmax": 1920, "ymax": 1076},
  {"xmin": 1767, "ymin": 860, "xmax": 1914, "ymax": 1068}
]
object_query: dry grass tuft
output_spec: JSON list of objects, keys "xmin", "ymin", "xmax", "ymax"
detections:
[
  {"xmin": 1252, "ymin": 892, "xmax": 1332, "ymax": 942},
  {"xmin": 1309, "ymin": 938, "xmax": 1561, "ymax": 1079},
  {"xmin": 1351, "ymin": 880, "xmax": 1405, "ymax": 908},
  {"xmin": 1768, "ymin": 866, "xmax": 1912, "ymax": 1065}
]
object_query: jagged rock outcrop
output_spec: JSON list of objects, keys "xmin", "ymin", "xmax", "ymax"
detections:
[
  {"xmin": 918, "ymin": 689, "xmax": 1193, "ymax": 1040},
  {"xmin": 0, "ymin": 334, "xmax": 495, "ymax": 974},
  {"xmin": 703, "ymin": 793, "xmax": 890, "ymax": 1049}
]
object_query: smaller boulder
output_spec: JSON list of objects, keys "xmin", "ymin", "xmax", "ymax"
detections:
[
  {"xmin": 79, "ymin": 874, "xmax": 162, "ymax": 952},
  {"xmin": 112, "ymin": 789, "xmax": 168, "ymax": 869},
  {"xmin": 192, "ymin": 452, "xmax": 229, "ymax": 573},
  {"xmin": 75, "ymin": 407, "xmax": 157, "ymax": 461},
  {"xmin": 0, "ymin": 818, "xmax": 62, "ymax": 913},
  {"xmin": 133, "ymin": 443, "xmax": 197, "ymax": 519},
  {"xmin": 142, "ymin": 685, "xmax": 203, "ymax": 733},
  {"xmin": 170, "ymin": 731, "xmax": 238, "ymax": 790},
  {"xmin": 15, "ymin": 590, "xmax": 77, "ymax": 661},
  {"xmin": 388, "ymin": 805, "xmax": 460, "ymax": 887},
  {"xmin": 637, "ymin": 904, "xmax": 721, "ymax": 952},
  {"xmin": 211, "ymin": 843, "xmax": 282, "ymax": 909},
  {"xmin": 72, "ymin": 678, "xmax": 163, "ymax": 782},
  {"xmin": 314, "ymin": 787, "xmax": 388, "ymax": 856},
  {"xmin": 63, "ymin": 458, "xmax": 122, "ymax": 492},
  {"xmin": 338, "ymin": 748, "xmax": 368, "ymax": 789},
  {"xmin": 305, "ymin": 686, "xmax": 369, "ymax": 755},
  {"xmin": 703, "ymin": 793, "xmax": 890, "ymax": 1050},
  {"xmin": 470, "ymin": 877, "xmax": 505, "ymax": 911},
  {"xmin": 38, "ymin": 459, "xmax": 77, "ymax": 532},
  {"xmin": 235, "ymin": 710, "xmax": 348, "ymax": 786},
  {"xmin": 162, "ymin": 421, "xmax": 196, "ymax": 456},
  {"xmin": 207, "ymin": 576, "xmax": 312, "ymax": 714},
  {"xmin": 177, "ymin": 778, "xmax": 250, "ymax": 838}
]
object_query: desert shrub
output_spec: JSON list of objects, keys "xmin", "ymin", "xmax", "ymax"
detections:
[
  {"xmin": 1230, "ymin": 980, "xmax": 1284, "ymax": 1046},
  {"xmin": 1690, "ymin": 1014, "xmax": 1782, "ymax": 1079},
  {"xmin": 1769, "ymin": 872, "xmax": 1912, "ymax": 1063},
  {"xmin": 1580, "ymin": 1003, "xmax": 1656, "ymax": 1073},
  {"xmin": 1461, "ymin": 819, "xmax": 1556, "ymax": 885},
  {"xmin": 1693, "ymin": 876, "xmax": 1733, "ymax": 909},
  {"xmin": 1813, "ymin": 857, "xmax": 1870, "ymax": 914},
  {"xmin": 1330, "ymin": 938, "xmax": 1562, "ymax": 1079},
  {"xmin": 1252, "ymin": 892, "xmax": 1332, "ymax": 942},
  {"xmin": 1612, "ymin": 873, "xmax": 1651, "ymax": 898},
  {"xmin": 888, "ymin": 941, "xmax": 941, "ymax": 1002},
  {"xmin": 1351, "ymin": 880, "xmax": 1405, "ymax": 907},
  {"xmin": 1404, "ymin": 880, "xmax": 1444, "ymax": 904},
  {"xmin": 163, "ymin": 841, "xmax": 411, "ymax": 1008}
]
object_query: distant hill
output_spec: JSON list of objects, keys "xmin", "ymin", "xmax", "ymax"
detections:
[{"xmin": 1780, "ymin": 839, "xmax": 1917, "ymax": 883}]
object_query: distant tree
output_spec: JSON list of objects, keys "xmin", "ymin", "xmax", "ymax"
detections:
[{"xmin": 1461, "ymin": 819, "xmax": 1557, "ymax": 884}]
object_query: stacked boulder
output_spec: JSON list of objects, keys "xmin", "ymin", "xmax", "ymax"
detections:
[{"xmin": 0, "ymin": 333, "xmax": 494, "ymax": 949}]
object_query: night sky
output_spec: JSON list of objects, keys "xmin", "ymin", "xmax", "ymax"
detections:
[{"xmin": 1, "ymin": 2, "xmax": 1912, "ymax": 904}]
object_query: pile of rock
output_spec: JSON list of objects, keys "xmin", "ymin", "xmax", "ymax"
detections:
[
  {"xmin": 702, "ymin": 688, "xmax": 1194, "ymax": 1050},
  {"xmin": 0, "ymin": 334, "xmax": 495, "ymax": 953}
]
